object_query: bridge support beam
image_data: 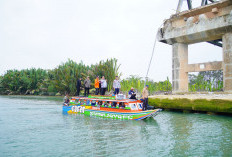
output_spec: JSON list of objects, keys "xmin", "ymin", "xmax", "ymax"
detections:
[
  {"xmin": 223, "ymin": 33, "xmax": 232, "ymax": 92},
  {"xmin": 187, "ymin": 61, "xmax": 222, "ymax": 72}
]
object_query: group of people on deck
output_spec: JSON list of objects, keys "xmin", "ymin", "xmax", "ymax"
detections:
[
  {"xmin": 76, "ymin": 76, "xmax": 122, "ymax": 97},
  {"xmin": 76, "ymin": 76, "xmax": 109, "ymax": 97},
  {"xmin": 71, "ymin": 75, "xmax": 149, "ymax": 110},
  {"xmin": 94, "ymin": 76, "xmax": 108, "ymax": 95}
]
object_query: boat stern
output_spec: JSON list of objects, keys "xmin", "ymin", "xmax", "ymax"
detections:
[{"xmin": 132, "ymin": 109, "xmax": 162, "ymax": 120}]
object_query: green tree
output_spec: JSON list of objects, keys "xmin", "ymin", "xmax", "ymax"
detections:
[{"xmin": 188, "ymin": 70, "xmax": 223, "ymax": 92}]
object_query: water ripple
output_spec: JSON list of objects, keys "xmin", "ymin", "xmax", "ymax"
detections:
[{"xmin": 1, "ymin": 96, "xmax": 232, "ymax": 157}]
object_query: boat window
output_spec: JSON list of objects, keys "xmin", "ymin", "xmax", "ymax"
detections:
[
  {"xmin": 80, "ymin": 99, "xmax": 85, "ymax": 105},
  {"xmin": 130, "ymin": 103, "xmax": 138, "ymax": 110},
  {"xmin": 119, "ymin": 102, "xmax": 125, "ymax": 109},
  {"xmin": 75, "ymin": 99, "xmax": 80, "ymax": 104},
  {"xmin": 112, "ymin": 102, "xmax": 117, "ymax": 108},
  {"xmin": 104, "ymin": 101, "xmax": 109, "ymax": 107},
  {"xmin": 138, "ymin": 103, "xmax": 142, "ymax": 109},
  {"xmin": 91, "ymin": 100, "xmax": 96, "ymax": 106},
  {"xmin": 108, "ymin": 102, "xmax": 112, "ymax": 108},
  {"xmin": 98, "ymin": 101, "xmax": 103, "ymax": 106},
  {"xmin": 86, "ymin": 100, "xmax": 90, "ymax": 105}
]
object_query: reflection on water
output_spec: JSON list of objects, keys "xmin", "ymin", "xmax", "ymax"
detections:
[{"xmin": 0, "ymin": 96, "xmax": 232, "ymax": 157}]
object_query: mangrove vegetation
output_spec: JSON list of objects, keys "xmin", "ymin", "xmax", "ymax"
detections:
[
  {"xmin": 0, "ymin": 59, "xmax": 224, "ymax": 96},
  {"xmin": 189, "ymin": 70, "xmax": 223, "ymax": 92}
]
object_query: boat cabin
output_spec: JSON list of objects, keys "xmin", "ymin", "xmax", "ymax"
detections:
[{"xmin": 70, "ymin": 96, "xmax": 143, "ymax": 111}]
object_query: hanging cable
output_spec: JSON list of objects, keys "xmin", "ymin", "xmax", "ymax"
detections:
[{"xmin": 144, "ymin": 25, "xmax": 163, "ymax": 87}]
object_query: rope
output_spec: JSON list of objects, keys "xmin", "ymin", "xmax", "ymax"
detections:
[
  {"xmin": 144, "ymin": 22, "xmax": 165, "ymax": 87},
  {"xmin": 144, "ymin": 31, "xmax": 159, "ymax": 87}
]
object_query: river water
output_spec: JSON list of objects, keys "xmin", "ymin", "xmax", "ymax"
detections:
[{"xmin": 0, "ymin": 96, "xmax": 232, "ymax": 157}]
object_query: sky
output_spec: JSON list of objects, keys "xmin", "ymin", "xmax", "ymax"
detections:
[{"xmin": 0, "ymin": 0, "xmax": 222, "ymax": 81}]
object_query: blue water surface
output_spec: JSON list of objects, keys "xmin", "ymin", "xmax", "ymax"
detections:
[{"xmin": 0, "ymin": 96, "xmax": 232, "ymax": 157}]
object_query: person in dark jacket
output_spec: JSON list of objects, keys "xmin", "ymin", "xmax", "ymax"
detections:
[
  {"xmin": 84, "ymin": 76, "xmax": 91, "ymax": 97},
  {"xmin": 128, "ymin": 87, "xmax": 136, "ymax": 99},
  {"xmin": 76, "ymin": 78, "xmax": 82, "ymax": 96}
]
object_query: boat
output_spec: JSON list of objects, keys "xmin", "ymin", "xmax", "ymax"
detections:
[{"xmin": 63, "ymin": 95, "xmax": 162, "ymax": 120}]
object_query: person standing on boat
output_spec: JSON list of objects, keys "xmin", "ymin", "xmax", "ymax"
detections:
[
  {"xmin": 84, "ymin": 76, "xmax": 91, "ymax": 97},
  {"xmin": 142, "ymin": 85, "xmax": 149, "ymax": 111},
  {"xmin": 94, "ymin": 76, "xmax": 100, "ymax": 95},
  {"xmin": 113, "ymin": 76, "xmax": 121, "ymax": 95},
  {"xmin": 76, "ymin": 78, "xmax": 82, "ymax": 96},
  {"xmin": 100, "ymin": 76, "xmax": 107, "ymax": 95}
]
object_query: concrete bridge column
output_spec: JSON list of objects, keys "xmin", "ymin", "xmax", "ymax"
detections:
[
  {"xmin": 223, "ymin": 32, "xmax": 232, "ymax": 92},
  {"xmin": 172, "ymin": 43, "xmax": 189, "ymax": 93}
]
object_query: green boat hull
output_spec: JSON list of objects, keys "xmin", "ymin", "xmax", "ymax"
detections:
[{"xmin": 64, "ymin": 105, "xmax": 162, "ymax": 120}]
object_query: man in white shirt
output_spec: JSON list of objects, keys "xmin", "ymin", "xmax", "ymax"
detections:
[
  {"xmin": 113, "ymin": 76, "xmax": 121, "ymax": 95},
  {"xmin": 100, "ymin": 76, "xmax": 107, "ymax": 95}
]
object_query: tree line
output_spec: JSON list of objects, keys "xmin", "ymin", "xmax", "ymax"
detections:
[
  {"xmin": 0, "ymin": 58, "xmax": 172, "ymax": 96},
  {"xmin": 0, "ymin": 58, "xmax": 223, "ymax": 96},
  {"xmin": 120, "ymin": 75, "xmax": 172, "ymax": 95},
  {"xmin": 0, "ymin": 58, "xmax": 120, "ymax": 95}
]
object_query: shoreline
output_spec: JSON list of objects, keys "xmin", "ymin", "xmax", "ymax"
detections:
[
  {"xmin": 2, "ymin": 94, "xmax": 232, "ymax": 115},
  {"xmin": 149, "ymin": 93, "xmax": 232, "ymax": 115},
  {"xmin": 150, "ymin": 93, "xmax": 232, "ymax": 101}
]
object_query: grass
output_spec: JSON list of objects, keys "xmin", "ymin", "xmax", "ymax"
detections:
[{"xmin": 149, "ymin": 98, "xmax": 232, "ymax": 114}]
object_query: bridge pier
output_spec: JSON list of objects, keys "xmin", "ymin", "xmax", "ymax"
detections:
[
  {"xmin": 223, "ymin": 33, "xmax": 232, "ymax": 92},
  {"xmin": 172, "ymin": 43, "xmax": 188, "ymax": 93}
]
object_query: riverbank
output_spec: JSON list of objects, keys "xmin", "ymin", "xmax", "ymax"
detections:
[
  {"xmin": 2, "ymin": 94, "xmax": 232, "ymax": 115},
  {"xmin": 149, "ymin": 93, "xmax": 232, "ymax": 115}
]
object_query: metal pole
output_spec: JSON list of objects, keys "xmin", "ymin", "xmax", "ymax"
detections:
[
  {"xmin": 187, "ymin": 0, "xmax": 192, "ymax": 9},
  {"xmin": 176, "ymin": 0, "xmax": 184, "ymax": 13},
  {"xmin": 201, "ymin": 0, "xmax": 207, "ymax": 6}
]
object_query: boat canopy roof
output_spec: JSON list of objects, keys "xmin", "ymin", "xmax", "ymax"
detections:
[{"xmin": 71, "ymin": 96, "xmax": 141, "ymax": 103}]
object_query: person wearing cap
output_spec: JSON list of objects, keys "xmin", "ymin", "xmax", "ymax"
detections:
[
  {"xmin": 94, "ymin": 76, "xmax": 100, "ymax": 95},
  {"xmin": 84, "ymin": 76, "xmax": 91, "ymax": 97},
  {"xmin": 128, "ymin": 87, "xmax": 136, "ymax": 99},
  {"xmin": 76, "ymin": 78, "xmax": 82, "ymax": 96},
  {"xmin": 113, "ymin": 76, "xmax": 121, "ymax": 95},
  {"xmin": 142, "ymin": 85, "xmax": 149, "ymax": 111}
]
